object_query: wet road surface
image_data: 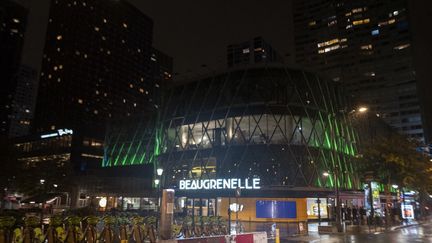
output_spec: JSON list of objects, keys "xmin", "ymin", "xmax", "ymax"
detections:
[{"xmin": 281, "ymin": 223, "xmax": 432, "ymax": 243}]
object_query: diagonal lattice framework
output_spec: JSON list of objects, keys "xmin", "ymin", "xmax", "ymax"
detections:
[
  {"xmin": 157, "ymin": 66, "xmax": 360, "ymax": 190},
  {"xmin": 102, "ymin": 66, "xmax": 360, "ymax": 191}
]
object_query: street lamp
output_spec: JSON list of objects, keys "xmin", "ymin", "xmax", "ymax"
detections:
[
  {"xmin": 357, "ymin": 106, "xmax": 368, "ymax": 113},
  {"xmin": 323, "ymin": 170, "xmax": 342, "ymax": 232},
  {"xmin": 154, "ymin": 179, "xmax": 160, "ymax": 186},
  {"xmin": 157, "ymin": 168, "xmax": 164, "ymax": 176}
]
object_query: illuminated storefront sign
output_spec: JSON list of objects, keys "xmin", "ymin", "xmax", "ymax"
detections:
[
  {"xmin": 40, "ymin": 128, "xmax": 73, "ymax": 139},
  {"xmin": 179, "ymin": 178, "xmax": 260, "ymax": 190}
]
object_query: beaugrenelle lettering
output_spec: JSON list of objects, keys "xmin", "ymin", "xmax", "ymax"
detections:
[{"xmin": 179, "ymin": 178, "xmax": 261, "ymax": 190}]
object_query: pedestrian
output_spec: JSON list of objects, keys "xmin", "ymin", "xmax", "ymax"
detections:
[{"xmin": 352, "ymin": 206, "xmax": 358, "ymax": 224}]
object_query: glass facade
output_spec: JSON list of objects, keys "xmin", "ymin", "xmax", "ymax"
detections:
[{"xmin": 158, "ymin": 66, "xmax": 360, "ymax": 191}]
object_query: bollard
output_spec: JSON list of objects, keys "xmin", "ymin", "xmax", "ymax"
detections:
[{"xmin": 275, "ymin": 228, "xmax": 280, "ymax": 243}]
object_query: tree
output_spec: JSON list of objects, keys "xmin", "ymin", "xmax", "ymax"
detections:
[{"xmin": 356, "ymin": 133, "xmax": 432, "ymax": 219}]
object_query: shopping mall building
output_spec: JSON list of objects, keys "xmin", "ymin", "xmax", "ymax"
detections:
[{"xmin": 152, "ymin": 65, "xmax": 364, "ymax": 223}]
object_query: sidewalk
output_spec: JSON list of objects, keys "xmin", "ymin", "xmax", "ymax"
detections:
[
  {"xmin": 311, "ymin": 219, "xmax": 421, "ymax": 233},
  {"xmin": 267, "ymin": 220, "xmax": 423, "ymax": 243}
]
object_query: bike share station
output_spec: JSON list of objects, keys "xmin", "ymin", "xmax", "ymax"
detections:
[{"xmin": 159, "ymin": 177, "xmax": 315, "ymax": 242}]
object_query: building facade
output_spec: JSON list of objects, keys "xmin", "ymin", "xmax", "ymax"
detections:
[
  {"xmin": 34, "ymin": 0, "xmax": 155, "ymax": 137},
  {"xmin": 158, "ymin": 65, "xmax": 359, "ymax": 192},
  {"xmin": 0, "ymin": 0, "xmax": 28, "ymax": 137},
  {"xmin": 100, "ymin": 65, "xmax": 362, "ymax": 221},
  {"xmin": 8, "ymin": 65, "xmax": 38, "ymax": 137},
  {"xmin": 293, "ymin": 0, "xmax": 424, "ymax": 142},
  {"xmin": 227, "ymin": 37, "xmax": 284, "ymax": 68}
]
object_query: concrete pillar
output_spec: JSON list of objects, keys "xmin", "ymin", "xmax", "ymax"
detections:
[{"xmin": 159, "ymin": 189, "xmax": 175, "ymax": 240}]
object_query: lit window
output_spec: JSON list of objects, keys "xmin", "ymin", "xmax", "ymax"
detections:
[
  {"xmin": 78, "ymin": 99, "xmax": 83, "ymax": 104},
  {"xmin": 93, "ymin": 110, "xmax": 98, "ymax": 114},
  {"xmin": 103, "ymin": 18, "xmax": 107, "ymax": 23},
  {"xmin": 106, "ymin": 50, "xmax": 111, "ymax": 55},
  {"xmin": 57, "ymin": 78, "xmax": 61, "ymax": 82},
  {"xmin": 94, "ymin": 26, "xmax": 100, "ymax": 31},
  {"xmin": 53, "ymin": 66, "xmax": 58, "ymax": 71},
  {"xmin": 56, "ymin": 35, "xmax": 63, "ymax": 40},
  {"xmin": 95, "ymin": 90, "xmax": 100, "ymax": 95},
  {"xmin": 57, "ymin": 47, "xmax": 61, "ymax": 52},
  {"xmin": 242, "ymin": 48, "xmax": 250, "ymax": 54},
  {"xmin": 123, "ymin": 23, "xmax": 128, "ymax": 28},
  {"xmin": 394, "ymin": 43, "xmax": 410, "ymax": 50},
  {"xmin": 328, "ymin": 20, "xmax": 337, "ymax": 26},
  {"xmin": 360, "ymin": 44, "xmax": 373, "ymax": 50},
  {"xmin": 318, "ymin": 44, "xmax": 341, "ymax": 54},
  {"xmin": 371, "ymin": 29, "xmax": 379, "ymax": 35},
  {"xmin": 133, "ymin": 103, "xmax": 137, "ymax": 107},
  {"xmin": 12, "ymin": 18, "xmax": 20, "ymax": 23},
  {"xmin": 378, "ymin": 19, "xmax": 396, "ymax": 27},
  {"xmin": 129, "ymin": 84, "xmax": 134, "ymax": 88},
  {"xmin": 139, "ymin": 88, "xmax": 144, "ymax": 93},
  {"xmin": 48, "ymin": 74, "xmax": 52, "ymax": 79},
  {"xmin": 59, "ymin": 65, "xmax": 63, "ymax": 69},
  {"xmin": 84, "ymin": 54, "xmax": 88, "ymax": 59},
  {"xmin": 352, "ymin": 7, "xmax": 365, "ymax": 13},
  {"xmin": 352, "ymin": 18, "xmax": 370, "ymax": 25},
  {"xmin": 317, "ymin": 38, "xmax": 343, "ymax": 48}
]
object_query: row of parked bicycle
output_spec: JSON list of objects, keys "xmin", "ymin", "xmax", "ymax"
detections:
[
  {"xmin": 0, "ymin": 215, "xmax": 229, "ymax": 242},
  {"xmin": 0, "ymin": 215, "xmax": 157, "ymax": 243}
]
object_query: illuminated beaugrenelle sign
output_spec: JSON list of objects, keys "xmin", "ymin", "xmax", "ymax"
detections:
[
  {"xmin": 40, "ymin": 128, "xmax": 73, "ymax": 139},
  {"xmin": 179, "ymin": 178, "xmax": 260, "ymax": 190}
]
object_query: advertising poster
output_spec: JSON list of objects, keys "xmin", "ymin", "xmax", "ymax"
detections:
[
  {"xmin": 364, "ymin": 182, "xmax": 381, "ymax": 216},
  {"xmin": 306, "ymin": 198, "xmax": 328, "ymax": 219},
  {"xmin": 401, "ymin": 204, "xmax": 415, "ymax": 219}
]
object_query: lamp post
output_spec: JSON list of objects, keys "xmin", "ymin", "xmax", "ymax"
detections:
[
  {"xmin": 323, "ymin": 170, "xmax": 342, "ymax": 232},
  {"xmin": 155, "ymin": 168, "xmax": 163, "ymax": 211}
]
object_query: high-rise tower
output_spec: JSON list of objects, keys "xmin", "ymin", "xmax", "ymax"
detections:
[
  {"xmin": 34, "ymin": 0, "xmax": 155, "ymax": 138},
  {"xmin": 293, "ymin": 0, "xmax": 424, "ymax": 142},
  {"xmin": 0, "ymin": 0, "xmax": 28, "ymax": 137}
]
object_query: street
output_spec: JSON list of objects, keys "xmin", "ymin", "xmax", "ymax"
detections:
[{"xmin": 281, "ymin": 223, "xmax": 432, "ymax": 243}]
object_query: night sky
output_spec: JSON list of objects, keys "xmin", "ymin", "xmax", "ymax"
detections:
[{"xmin": 19, "ymin": 0, "xmax": 294, "ymax": 77}]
